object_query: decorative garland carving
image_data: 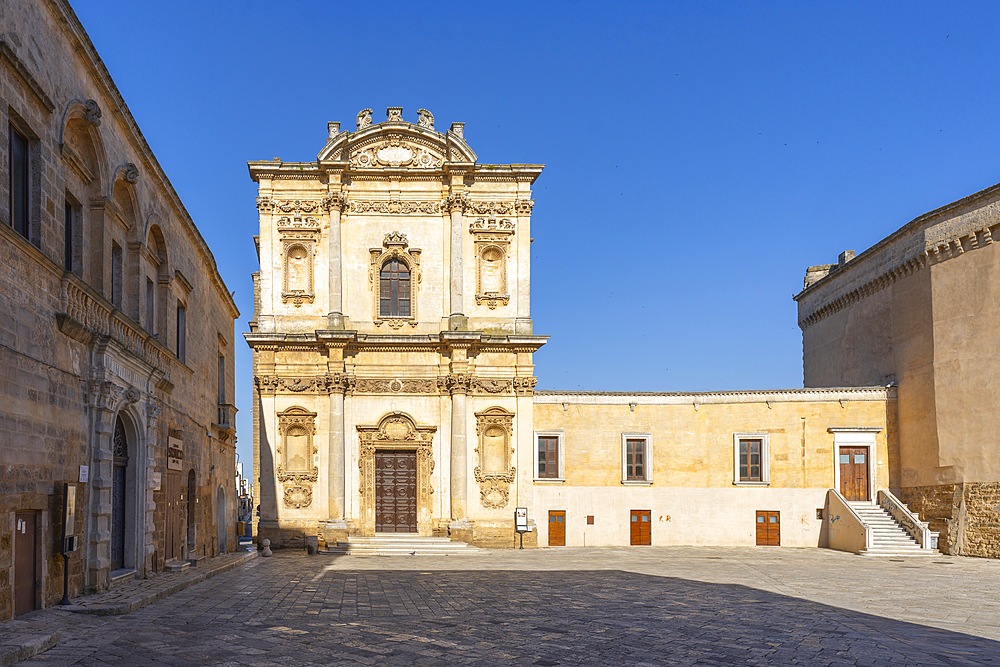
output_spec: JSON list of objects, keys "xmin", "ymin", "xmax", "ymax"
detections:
[
  {"xmin": 355, "ymin": 378, "xmax": 440, "ymax": 394},
  {"xmin": 254, "ymin": 373, "xmax": 355, "ymax": 395},
  {"xmin": 465, "ymin": 200, "xmax": 515, "ymax": 216},
  {"xmin": 370, "ymin": 232, "xmax": 421, "ymax": 326},
  {"xmin": 351, "ymin": 135, "xmax": 444, "ymax": 169},
  {"xmin": 357, "ymin": 413, "xmax": 437, "ymax": 536},
  {"xmin": 274, "ymin": 199, "xmax": 321, "ymax": 214},
  {"xmin": 348, "ymin": 199, "xmax": 441, "ymax": 215},
  {"xmin": 471, "ymin": 378, "xmax": 514, "ymax": 394},
  {"xmin": 474, "ymin": 407, "xmax": 516, "ymax": 509}
]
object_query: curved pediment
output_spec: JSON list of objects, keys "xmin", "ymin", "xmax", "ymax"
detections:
[{"xmin": 317, "ymin": 106, "xmax": 477, "ymax": 167}]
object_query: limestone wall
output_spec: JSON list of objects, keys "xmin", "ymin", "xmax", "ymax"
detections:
[{"xmin": 0, "ymin": 0, "xmax": 237, "ymax": 618}]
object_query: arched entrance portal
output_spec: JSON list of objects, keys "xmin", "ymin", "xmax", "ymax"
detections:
[
  {"xmin": 111, "ymin": 415, "xmax": 129, "ymax": 570},
  {"xmin": 216, "ymin": 486, "xmax": 227, "ymax": 555}
]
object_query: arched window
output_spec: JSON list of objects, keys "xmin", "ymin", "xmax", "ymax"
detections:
[{"xmin": 379, "ymin": 258, "xmax": 410, "ymax": 317}]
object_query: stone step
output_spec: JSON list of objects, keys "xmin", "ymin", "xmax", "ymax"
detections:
[{"xmin": 320, "ymin": 534, "xmax": 481, "ymax": 557}]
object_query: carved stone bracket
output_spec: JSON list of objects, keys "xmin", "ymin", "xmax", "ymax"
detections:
[{"xmin": 513, "ymin": 376, "xmax": 539, "ymax": 396}]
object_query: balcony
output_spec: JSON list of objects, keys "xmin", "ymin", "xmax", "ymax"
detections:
[{"xmin": 214, "ymin": 403, "xmax": 238, "ymax": 442}]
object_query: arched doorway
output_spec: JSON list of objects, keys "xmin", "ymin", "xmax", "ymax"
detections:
[
  {"xmin": 186, "ymin": 469, "xmax": 196, "ymax": 559},
  {"xmin": 216, "ymin": 486, "xmax": 227, "ymax": 555},
  {"xmin": 111, "ymin": 415, "xmax": 129, "ymax": 570}
]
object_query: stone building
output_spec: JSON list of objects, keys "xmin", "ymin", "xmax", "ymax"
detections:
[
  {"xmin": 796, "ymin": 183, "xmax": 1000, "ymax": 557},
  {"xmin": 0, "ymin": 0, "xmax": 238, "ymax": 618},
  {"xmin": 248, "ymin": 108, "xmax": 901, "ymax": 553}
]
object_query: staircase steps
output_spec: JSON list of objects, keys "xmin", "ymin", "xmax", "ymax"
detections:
[
  {"xmin": 320, "ymin": 534, "xmax": 481, "ymax": 557},
  {"xmin": 848, "ymin": 502, "xmax": 937, "ymax": 557}
]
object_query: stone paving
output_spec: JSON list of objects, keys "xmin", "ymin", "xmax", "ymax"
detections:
[{"xmin": 4, "ymin": 546, "xmax": 1000, "ymax": 665}]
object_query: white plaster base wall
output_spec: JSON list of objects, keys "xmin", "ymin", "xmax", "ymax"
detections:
[{"xmin": 531, "ymin": 486, "xmax": 829, "ymax": 547}]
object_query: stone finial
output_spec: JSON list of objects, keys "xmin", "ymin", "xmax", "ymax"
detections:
[
  {"xmin": 838, "ymin": 250, "xmax": 856, "ymax": 265},
  {"xmin": 448, "ymin": 122, "xmax": 464, "ymax": 139},
  {"xmin": 417, "ymin": 108, "xmax": 435, "ymax": 129},
  {"xmin": 327, "ymin": 121, "xmax": 341, "ymax": 138},
  {"xmin": 261, "ymin": 538, "xmax": 272, "ymax": 557},
  {"xmin": 356, "ymin": 108, "xmax": 373, "ymax": 130},
  {"xmin": 386, "ymin": 106, "xmax": 403, "ymax": 123}
]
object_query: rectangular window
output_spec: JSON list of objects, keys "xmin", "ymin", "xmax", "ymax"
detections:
[
  {"xmin": 63, "ymin": 199, "xmax": 75, "ymax": 271},
  {"xmin": 621, "ymin": 434, "xmax": 652, "ymax": 483},
  {"xmin": 537, "ymin": 436, "xmax": 559, "ymax": 478},
  {"xmin": 111, "ymin": 242, "xmax": 123, "ymax": 308},
  {"xmin": 176, "ymin": 304, "xmax": 186, "ymax": 363},
  {"xmin": 218, "ymin": 353, "xmax": 226, "ymax": 404},
  {"xmin": 145, "ymin": 278, "xmax": 155, "ymax": 333},
  {"xmin": 534, "ymin": 432, "xmax": 564, "ymax": 481},
  {"xmin": 9, "ymin": 124, "xmax": 29, "ymax": 238},
  {"xmin": 733, "ymin": 433, "xmax": 770, "ymax": 485}
]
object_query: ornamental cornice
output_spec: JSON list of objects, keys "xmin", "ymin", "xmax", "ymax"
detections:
[{"xmin": 256, "ymin": 197, "xmax": 273, "ymax": 213}]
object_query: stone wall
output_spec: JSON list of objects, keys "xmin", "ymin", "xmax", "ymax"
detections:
[{"xmin": 0, "ymin": 0, "xmax": 237, "ymax": 618}]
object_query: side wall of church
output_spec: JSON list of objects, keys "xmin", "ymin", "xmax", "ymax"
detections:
[{"xmin": 0, "ymin": 0, "xmax": 237, "ymax": 618}]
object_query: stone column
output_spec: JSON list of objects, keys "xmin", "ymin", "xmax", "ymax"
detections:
[
  {"xmin": 450, "ymin": 379, "xmax": 468, "ymax": 519},
  {"xmin": 324, "ymin": 193, "xmax": 345, "ymax": 330},
  {"xmin": 447, "ymin": 193, "xmax": 467, "ymax": 331},
  {"xmin": 328, "ymin": 389, "xmax": 345, "ymax": 518}
]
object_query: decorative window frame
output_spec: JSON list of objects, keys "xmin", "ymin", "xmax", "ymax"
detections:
[
  {"xmin": 534, "ymin": 430, "xmax": 564, "ymax": 482},
  {"xmin": 470, "ymin": 216, "xmax": 514, "ymax": 309},
  {"xmin": 473, "ymin": 407, "xmax": 516, "ymax": 509},
  {"xmin": 276, "ymin": 406, "xmax": 318, "ymax": 509},
  {"xmin": 621, "ymin": 433, "xmax": 652, "ymax": 485},
  {"xmin": 369, "ymin": 231, "xmax": 421, "ymax": 328},
  {"xmin": 277, "ymin": 209, "xmax": 320, "ymax": 307},
  {"xmin": 733, "ymin": 432, "xmax": 770, "ymax": 486}
]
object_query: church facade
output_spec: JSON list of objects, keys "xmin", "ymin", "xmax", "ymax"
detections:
[{"xmin": 248, "ymin": 108, "xmax": 897, "ymax": 551}]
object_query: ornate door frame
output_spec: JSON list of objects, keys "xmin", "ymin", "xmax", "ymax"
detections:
[{"xmin": 357, "ymin": 413, "xmax": 436, "ymax": 536}]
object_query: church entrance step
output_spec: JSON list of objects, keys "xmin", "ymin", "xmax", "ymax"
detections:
[{"xmin": 320, "ymin": 535, "xmax": 481, "ymax": 556}]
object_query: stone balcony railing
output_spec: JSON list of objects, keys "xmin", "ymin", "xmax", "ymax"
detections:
[{"xmin": 58, "ymin": 274, "xmax": 173, "ymax": 388}]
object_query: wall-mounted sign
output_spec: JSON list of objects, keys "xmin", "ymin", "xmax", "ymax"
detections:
[
  {"xmin": 167, "ymin": 437, "xmax": 184, "ymax": 471},
  {"xmin": 78, "ymin": 465, "xmax": 89, "ymax": 483},
  {"xmin": 515, "ymin": 507, "xmax": 529, "ymax": 533},
  {"xmin": 62, "ymin": 483, "xmax": 78, "ymax": 554}
]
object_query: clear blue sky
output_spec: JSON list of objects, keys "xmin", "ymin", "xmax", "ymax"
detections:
[{"xmin": 71, "ymin": 1, "xmax": 1000, "ymax": 468}]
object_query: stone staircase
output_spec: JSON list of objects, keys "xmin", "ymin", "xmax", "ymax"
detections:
[
  {"xmin": 320, "ymin": 534, "xmax": 482, "ymax": 556},
  {"xmin": 849, "ymin": 502, "xmax": 937, "ymax": 557}
]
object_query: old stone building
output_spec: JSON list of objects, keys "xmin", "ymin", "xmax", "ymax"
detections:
[
  {"xmin": 797, "ymin": 183, "xmax": 1000, "ymax": 557},
  {"xmin": 0, "ymin": 0, "xmax": 238, "ymax": 618},
  {"xmin": 249, "ymin": 108, "xmax": 905, "ymax": 553}
]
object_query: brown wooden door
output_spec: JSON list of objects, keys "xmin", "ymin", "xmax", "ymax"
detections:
[
  {"xmin": 548, "ymin": 510, "xmax": 566, "ymax": 546},
  {"xmin": 165, "ymin": 471, "xmax": 182, "ymax": 562},
  {"xmin": 629, "ymin": 510, "xmax": 651, "ymax": 545},
  {"xmin": 376, "ymin": 451, "xmax": 417, "ymax": 533},
  {"xmin": 755, "ymin": 510, "xmax": 780, "ymax": 546},
  {"xmin": 14, "ymin": 512, "xmax": 37, "ymax": 616},
  {"xmin": 839, "ymin": 446, "xmax": 870, "ymax": 501}
]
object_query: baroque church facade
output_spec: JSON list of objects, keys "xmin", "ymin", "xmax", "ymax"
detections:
[
  {"xmin": 248, "ymin": 108, "xmax": 900, "ymax": 552},
  {"xmin": 0, "ymin": 0, "xmax": 238, "ymax": 618}
]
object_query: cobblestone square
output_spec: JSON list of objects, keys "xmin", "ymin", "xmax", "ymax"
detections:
[{"xmin": 8, "ymin": 547, "xmax": 1000, "ymax": 665}]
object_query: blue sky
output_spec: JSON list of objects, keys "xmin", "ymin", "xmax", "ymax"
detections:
[{"xmin": 70, "ymin": 1, "xmax": 1000, "ymax": 467}]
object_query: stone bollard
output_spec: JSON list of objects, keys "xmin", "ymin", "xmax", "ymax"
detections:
[
  {"xmin": 261, "ymin": 538, "xmax": 272, "ymax": 557},
  {"xmin": 306, "ymin": 535, "xmax": 318, "ymax": 555}
]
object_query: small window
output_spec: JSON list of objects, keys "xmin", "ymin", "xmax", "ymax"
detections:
[
  {"xmin": 111, "ymin": 242, "xmax": 123, "ymax": 308},
  {"xmin": 218, "ymin": 353, "xmax": 226, "ymax": 404},
  {"xmin": 621, "ymin": 434, "xmax": 652, "ymax": 484},
  {"xmin": 9, "ymin": 124, "xmax": 29, "ymax": 239},
  {"xmin": 734, "ymin": 433, "xmax": 770, "ymax": 485},
  {"xmin": 176, "ymin": 303, "xmax": 187, "ymax": 363},
  {"xmin": 534, "ymin": 431, "xmax": 564, "ymax": 481},
  {"xmin": 63, "ymin": 197, "xmax": 80, "ymax": 272},
  {"xmin": 379, "ymin": 258, "xmax": 411, "ymax": 317},
  {"xmin": 146, "ymin": 278, "xmax": 155, "ymax": 333}
]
